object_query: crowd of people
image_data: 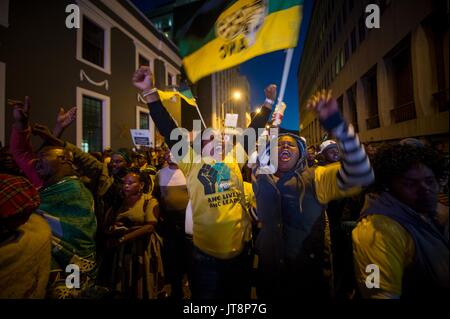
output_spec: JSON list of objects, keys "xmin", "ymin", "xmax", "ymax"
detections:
[{"xmin": 0, "ymin": 66, "xmax": 448, "ymax": 300}]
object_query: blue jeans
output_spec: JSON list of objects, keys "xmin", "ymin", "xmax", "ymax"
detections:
[{"xmin": 190, "ymin": 243, "xmax": 252, "ymax": 299}]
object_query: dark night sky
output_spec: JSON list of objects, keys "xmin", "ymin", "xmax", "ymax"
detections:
[{"xmin": 132, "ymin": 0, "xmax": 314, "ymax": 131}]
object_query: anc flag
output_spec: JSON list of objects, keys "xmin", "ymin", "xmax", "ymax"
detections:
[
  {"xmin": 176, "ymin": 0, "xmax": 303, "ymax": 83},
  {"xmin": 157, "ymin": 90, "xmax": 197, "ymax": 107}
]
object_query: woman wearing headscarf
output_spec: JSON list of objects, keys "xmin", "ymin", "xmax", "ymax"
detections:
[
  {"xmin": 0, "ymin": 174, "xmax": 51, "ymax": 298},
  {"xmin": 253, "ymin": 90, "xmax": 374, "ymax": 300}
]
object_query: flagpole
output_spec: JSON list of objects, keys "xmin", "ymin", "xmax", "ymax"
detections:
[
  {"xmin": 195, "ymin": 105, "xmax": 207, "ymax": 129},
  {"xmin": 277, "ymin": 48, "xmax": 294, "ymax": 106}
]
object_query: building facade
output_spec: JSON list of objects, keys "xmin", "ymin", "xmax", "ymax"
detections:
[
  {"xmin": 211, "ymin": 67, "xmax": 251, "ymax": 129},
  {"xmin": 0, "ymin": 0, "xmax": 182, "ymax": 151},
  {"xmin": 297, "ymin": 0, "xmax": 449, "ymax": 147}
]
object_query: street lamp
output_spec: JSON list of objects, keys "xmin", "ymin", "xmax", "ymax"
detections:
[
  {"xmin": 232, "ymin": 91, "xmax": 242, "ymax": 101},
  {"xmin": 220, "ymin": 90, "xmax": 242, "ymax": 129}
]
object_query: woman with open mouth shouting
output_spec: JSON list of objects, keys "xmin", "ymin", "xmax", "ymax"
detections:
[{"xmin": 253, "ymin": 89, "xmax": 375, "ymax": 300}]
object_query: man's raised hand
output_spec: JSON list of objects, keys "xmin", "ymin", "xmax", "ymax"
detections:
[
  {"xmin": 306, "ymin": 89, "xmax": 339, "ymax": 122},
  {"xmin": 132, "ymin": 66, "xmax": 153, "ymax": 91},
  {"xmin": 12, "ymin": 96, "xmax": 31, "ymax": 130}
]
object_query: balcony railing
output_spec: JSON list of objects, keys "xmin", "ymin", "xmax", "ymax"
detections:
[
  {"xmin": 390, "ymin": 102, "xmax": 416, "ymax": 123},
  {"xmin": 433, "ymin": 88, "xmax": 449, "ymax": 112},
  {"xmin": 366, "ymin": 115, "xmax": 380, "ymax": 130}
]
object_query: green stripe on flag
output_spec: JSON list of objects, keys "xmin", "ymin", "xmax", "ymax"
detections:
[
  {"xmin": 268, "ymin": 0, "xmax": 303, "ymax": 13},
  {"xmin": 177, "ymin": 0, "xmax": 302, "ymax": 58}
]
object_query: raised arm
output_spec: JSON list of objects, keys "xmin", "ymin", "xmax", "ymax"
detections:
[
  {"xmin": 307, "ymin": 90, "xmax": 374, "ymax": 203},
  {"xmin": 31, "ymin": 123, "xmax": 112, "ymax": 195},
  {"xmin": 9, "ymin": 97, "xmax": 42, "ymax": 188},
  {"xmin": 241, "ymin": 84, "xmax": 275, "ymax": 155},
  {"xmin": 53, "ymin": 106, "xmax": 77, "ymax": 138},
  {"xmin": 247, "ymin": 84, "xmax": 276, "ymax": 132},
  {"xmin": 132, "ymin": 67, "xmax": 179, "ymax": 149}
]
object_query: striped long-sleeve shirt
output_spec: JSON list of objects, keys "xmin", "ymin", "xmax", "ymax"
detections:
[
  {"xmin": 311, "ymin": 112, "xmax": 374, "ymax": 205},
  {"xmin": 321, "ymin": 112, "xmax": 374, "ymax": 190}
]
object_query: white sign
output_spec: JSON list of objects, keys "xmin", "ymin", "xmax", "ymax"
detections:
[
  {"xmin": 130, "ymin": 129, "xmax": 151, "ymax": 147},
  {"xmin": 224, "ymin": 113, "xmax": 238, "ymax": 128}
]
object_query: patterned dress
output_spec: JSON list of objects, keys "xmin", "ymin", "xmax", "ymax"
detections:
[{"xmin": 108, "ymin": 195, "xmax": 165, "ymax": 299}]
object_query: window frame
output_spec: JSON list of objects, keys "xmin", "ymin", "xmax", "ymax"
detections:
[
  {"xmin": 76, "ymin": 11, "xmax": 111, "ymax": 74},
  {"xmin": 76, "ymin": 87, "xmax": 111, "ymax": 151},
  {"xmin": 136, "ymin": 106, "xmax": 155, "ymax": 147},
  {"xmin": 135, "ymin": 42, "xmax": 156, "ymax": 74}
]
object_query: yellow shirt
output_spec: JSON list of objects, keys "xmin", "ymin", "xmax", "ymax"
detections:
[
  {"xmin": 352, "ymin": 214, "xmax": 415, "ymax": 299},
  {"xmin": 177, "ymin": 147, "xmax": 250, "ymax": 259},
  {"xmin": 0, "ymin": 214, "xmax": 52, "ymax": 298},
  {"xmin": 314, "ymin": 163, "xmax": 361, "ymax": 204}
]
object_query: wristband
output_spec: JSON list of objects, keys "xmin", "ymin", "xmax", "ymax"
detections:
[
  {"xmin": 142, "ymin": 88, "xmax": 158, "ymax": 98},
  {"xmin": 264, "ymin": 98, "xmax": 274, "ymax": 105}
]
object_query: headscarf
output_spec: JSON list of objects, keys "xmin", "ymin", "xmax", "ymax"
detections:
[
  {"xmin": 112, "ymin": 148, "xmax": 132, "ymax": 164},
  {"xmin": 0, "ymin": 174, "xmax": 40, "ymax": 219}
]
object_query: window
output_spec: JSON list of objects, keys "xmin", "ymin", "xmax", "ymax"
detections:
[
  {"xmin": 137, "ymin": 106, "xmax": 150, "ymax": 130},
  {"xmin": 139, "ymin": 111, "xmax": 149, "ymax": 130},
  {"xmin": 363, "ymin": 67, "xmax": 380, "ymax": 129},
  {"xmin": 386, "ymin": 37, "xmax": 416, "ymax": 123},
  {"xmin": 135, "ymin": 45, "xmax": 156, "ymax": 75},
  {"xmin": 76, "ymin": 88, "xmax": 110, "ymax": 152},
  {"xmin": 346, "ymin": 84, "xmax": 359, "ymax": 132},
  {"xmin": 425, "ymin": 10, "xmax": 449, "ymax": 112},
  {"xmin": 77, "ymin": 12, "xmax": 111, "ymax": 73},
  {"xmin": 82, "ymin": 17, "xmax": 105, "ymax": 68},
  {"xmin": 82, "ymin": 96, "xmax": 103, "ymax": 152},
  {"xmin": 139, "ymin": 54, "xmax": 150, "ymax": 68},
  {"xmin": 136, "ymin": 107, "xmax": 154, "ymax": 147}
]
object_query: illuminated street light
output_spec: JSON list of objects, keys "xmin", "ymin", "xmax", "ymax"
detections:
[
  {"xmin": 232, "ymin": 90, "xmax": 242, "ymax": 101},
  {"xmin": 255, "ymin": 107, "xmax": 261, "ymax": 114},
  {"xmin": 220, "ymin": 90, "xmax": 244, "ymax": 129}
]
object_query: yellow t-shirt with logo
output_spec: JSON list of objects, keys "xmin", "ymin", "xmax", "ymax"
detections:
[{"xmin": 177, "ymin": 147, "xmax": 250, "ymax": 259}]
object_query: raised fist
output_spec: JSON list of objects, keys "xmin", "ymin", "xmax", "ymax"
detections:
[
  {"xmin": 306, "ymin": 89, "xmax": 339, "ymax": 122},
  {"xmin": 132, "ymin": 66, "xmax": 154, "ymax": 91},
  {"xmin": 264, "ymin": 84, "xmax": 277, "ymax": 101}
]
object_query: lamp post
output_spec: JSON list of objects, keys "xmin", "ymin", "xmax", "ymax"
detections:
[{"xmin": 220, "ymin": 90, "xmax": 242, "ymax": 129}]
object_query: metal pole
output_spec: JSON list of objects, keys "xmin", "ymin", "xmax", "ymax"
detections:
[
  {"xmin": 277, "ymin": 48, "xmax": 295, "ymax": 106},
  {"xmin": 195, "ymin": 105, "xmax": 207, "ymax": 129}
]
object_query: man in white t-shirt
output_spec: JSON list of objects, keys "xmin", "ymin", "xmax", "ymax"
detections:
[{"xmin": 153, "ymin": 150, "xmax": 190, "ymax": 299}]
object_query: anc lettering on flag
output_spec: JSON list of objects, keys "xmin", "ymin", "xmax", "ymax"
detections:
[{"xmin": 176, "ymin": 0, "xmax": 303, "ymax": 83}]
